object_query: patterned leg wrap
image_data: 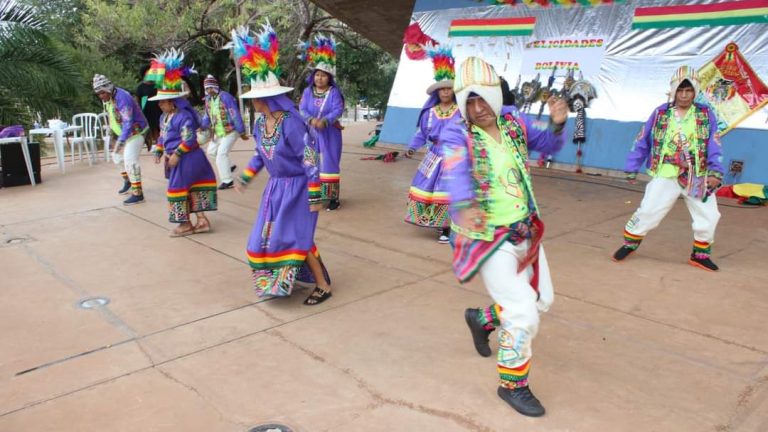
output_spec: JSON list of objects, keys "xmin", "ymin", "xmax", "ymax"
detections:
[
  {"xmin": 321, "ymin": 182, "xmax": 340, "ymax": 201},
  {"xmin": 128, "ymin": 166, "xmax": 142, "ymax": 195},
  {"xmin": 131, "ymin": 182, "xmax": 143, "ymax": 195},
  {"xmin": 477, "ymin": 304, "xmax": 502, "ymax": 331},
  {"xmin": 497, "ymin": 328, "xmax": 531, "ymax": 389},
  {"xmin": 623, "ymin": 230, "xmax": 643, "ymax": 250},
  {"xmin": 692, "ymin": 240, "xmax": 711, "ymax": 259}
]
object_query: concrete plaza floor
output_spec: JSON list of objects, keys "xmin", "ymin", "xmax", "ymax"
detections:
[{"xmin": 0, "ymin": 121, "xmax": 766, "ymax": 432}]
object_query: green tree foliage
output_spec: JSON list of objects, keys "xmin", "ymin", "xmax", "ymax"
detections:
[
  {"xmin": 0, "ymin": 0, "xmax": 80, "ymax": 125},
  {"xmin": 335, "ymin": 39, "xmax": 397, "ymax": 114},
  {"xmin": 6, "ymin": 0, "xmax": 397, "ymax": 124}
]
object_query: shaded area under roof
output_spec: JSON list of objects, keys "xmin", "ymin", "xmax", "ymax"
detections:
[{"xmin": 309, "ymin": 0, "xmax": 415, "ymax": 56}]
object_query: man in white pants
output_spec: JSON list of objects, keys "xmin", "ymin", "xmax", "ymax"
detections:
[
  {"xmin": 613, "ymin": 66, "xmax": 724, "ymax": 271},
  {"xmin": 94, "ymin": 74, "xmax": 148, "ymax": 205},
  {"xmin": 441, "ymin": 57, "xmax": 568, "ymax": 417},
  {"xmin": 200, "ymin": 75, "xmax": 247, "ymax": 189}
]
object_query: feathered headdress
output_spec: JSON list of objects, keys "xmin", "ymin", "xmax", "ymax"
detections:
[
  {"xmin": 232, "ymin": 21, "xmax": 293, "ymax": 99},
  {"xmin": 147, "ymin": 48, "xmax": 196, "ymax": 101},
  {"xmin": 298, "ymin": 34, "xmax": 337, "ymax": 77},
  {"xmin": 144, "ymin": 59, "xmax": 166, "ymax": 84},
  {"xmin": 425, "ymin": 43, "xmax": 455, "ymax": 95}
]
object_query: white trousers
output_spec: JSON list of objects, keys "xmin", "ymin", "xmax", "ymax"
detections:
[
  {"xmin": 206, "ymin": 131, "xmax": 238, "ymax": 184},
  {"xmin": 479, "ymin": 240, "xmax": 554, "ymax": 371},
  {"xmin": 117, "ymin": 134, "xmax": 145, "ymax": 191},
  {"xmin": 625, "ymin": 177, "xmax": 720, "ymax": 243}
]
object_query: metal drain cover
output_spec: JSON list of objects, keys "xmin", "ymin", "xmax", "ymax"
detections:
[
  {"xmin": 249, "ymin": 424, "xmax": 294, "ymax": 432},
  {"xmin": 77, "ymin": 297, "xmax": 110, "ymax": 309}
]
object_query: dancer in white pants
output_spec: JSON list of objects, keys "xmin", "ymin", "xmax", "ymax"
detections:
[
  {"xmin": 441, "ymin": 57, "xmax": 568, "ymax": 417},
  {"xmin": 613, "ymin": 66, "xmax": 724, "ymax": 271},
  {"xmin": 94, "ymin": 74, "xmax": 148, "ymax": 206},
  {"xmin": 200, "ymin": 75, "xmax": 247, "ymax": 189}
]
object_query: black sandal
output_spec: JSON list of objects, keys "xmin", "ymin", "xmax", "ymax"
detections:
[{"xmin": 303, "ymin": 286, "xmax": 332, "ymax": 306}]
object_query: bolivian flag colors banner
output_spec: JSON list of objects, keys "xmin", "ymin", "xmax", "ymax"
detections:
[
  {"xmin": 697, "ymin": 42, "xmax": 768, "ymax": 135},
  {"xmin": 448, "ymin": 17, "xmax": 536, "ymax": 37},
  {"xmin": 632, "ymin": 0, "xmax": 768, "ymax": 30}
]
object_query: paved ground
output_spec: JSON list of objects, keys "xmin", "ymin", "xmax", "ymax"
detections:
[{"xmin": 1, "ymin": 121, "xmax": 767, "ymax": 432}]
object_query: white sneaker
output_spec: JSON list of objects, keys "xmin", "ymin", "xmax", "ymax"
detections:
[{"xmin": 438, "ymin": 234, "xmax": 450, "ymax": 244}]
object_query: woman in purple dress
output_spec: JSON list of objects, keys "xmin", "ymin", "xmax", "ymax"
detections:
[
  {"xmin": 299, "ymin": 35, "xmax": 345, "ymax": 211},
  {"xmin": 232, "ymin": 24, "xmax": 332, "ymax": 305},
  {"xmin": 149, "ymin": 49, "xmax": 217, "ymax": 237},
  {"xmin": 404, "ymin": 45, "xmax": 461, "ymax": 243}
]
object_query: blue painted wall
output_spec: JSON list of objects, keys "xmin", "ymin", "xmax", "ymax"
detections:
[{"xmin": 380, "ymin": 105, "xmax": 768, "ymax": 184}]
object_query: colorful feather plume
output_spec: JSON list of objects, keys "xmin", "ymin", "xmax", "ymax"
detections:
[
  {"xmin": 153, "ymin": 48, "xmax": 196, "ymax": 94},
  {"xmin": 296, "ymin": 39, "xmax": 311, "ymax": 62},
  {"xmin": 144, "ymin": 59, "xmax": 166, "ymax": 85},
  {"xmin": 306, "ymin": 34, "xmax": 337, "ymax": 70},
  {"xmin": 232, "ymin": 21, "xmax": 282, "ymax": 84},
  {"xmin": 427, "ymin": 44, "xmax": 455, "ymax": 82}
]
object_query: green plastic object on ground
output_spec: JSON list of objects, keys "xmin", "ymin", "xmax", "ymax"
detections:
[{"xmin": 362, "ymin": 134, "xmax": 379, "ymax": 148}]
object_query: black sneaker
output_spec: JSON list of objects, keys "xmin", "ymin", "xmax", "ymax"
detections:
[
  {"xmin": 230, "ymin": 164, "xmax": 237, "ymax": 173},
  {"xmin": 612, "ymin": 246, "xmax": 635, "ymax": 262},
  {"xmin": 218, "ymin": 181, "xmax": 234, "ymax": 190},
  {"xmin": 118, "ymin": 179, "xmax": 131, "ymax": 195},
  {"xmin": 464, "ymin": 308, "xmax": 492, "ymax": 357},
  {"xmin": 497, "ymin": 386, "xmax": 546, "ymax": 417},
  {"xmin": 327, "ymin": 199, "xmax": 340, "ymax": 211},
  {"xmin": 123, "ymin": 194, "xmax": 145, "ymax": 206},
  {"xmin": 689, "ymin": 255, "xmax": 719, "ymax": 272}
]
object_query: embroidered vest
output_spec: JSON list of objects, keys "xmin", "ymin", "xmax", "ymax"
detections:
[{"xmin": 452, "ymin": 113, "xmax": 539, "ymax": 241}]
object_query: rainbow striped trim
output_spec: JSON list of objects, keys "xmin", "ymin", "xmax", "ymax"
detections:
[
  {"xmin": 240, "ymin": 167, "xmax": 258, "ymax": 184},
  {"xmin": 408, "ymin": 186, "xmax": 450, "ymax": 204},
  {"xmin": 693, "ymin": 240, "xmax": 711, "ymax": 257},
  {"xmin": 247, "ymin": 248, "xmax": 309, "ymax": 269},
  {"xmin": 623, "ymin": 229, "xmax": 643, "ymax": 249},
  {"xmin": 176, "ymin": 142, "xmax": 192, "ymax": 155},
  {"xmin": 189, "ymin": 180, "xmax": 217, "ymax": 191},
  {"xmin": 320, "ymin": 173, "xmax": 340, "ymax": 183},
  {"xmin": 308, "ymin": 181, "xmax": 322, "ymax": 201},
  {"xmin": 498, "ymin": 359, "xmax": 530, "ymax": 389},
  {"xmin": 480, "ymin": 304, "xmax": 502, "ymax": 329},
  {"xmin": 633, "ymin": 0, "xmax": 768, "ymax": 30},
  {"xmin": 167, "ymin": 180, "xmax": 217, "ymax": 201},
  {"xmin": 449, "ymin": 17, "xmax": 536, "ymax": 37},
  {"xmin": 167, "ymin": 188, "xmax": 188, "ymax": 201}
]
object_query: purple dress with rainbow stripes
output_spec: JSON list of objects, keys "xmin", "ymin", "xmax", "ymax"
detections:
[
  {"xmin": 404, "ymin": 103, "xmax": 462, "ymax": 228},
  {"xmin": 155, "ymin": 108, "xmax": 217, "ymax": 223},
  {"xmin": 299, "ymin": 85, "xmax": 344, "ymax": 201},
  {"xmin": 240, "ymin": 112, "xmax": 328, "ymax": 297}
]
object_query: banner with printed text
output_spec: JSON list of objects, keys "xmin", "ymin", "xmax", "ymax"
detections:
[{"xmin": 520, "ymin": 38, "xmax": 606, "ymax": 77}]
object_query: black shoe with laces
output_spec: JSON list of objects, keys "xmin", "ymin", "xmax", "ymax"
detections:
[
  {"xmin": 689, "ymin": 255, "xmax": 719, "ymax": 271},
  {"xmin": 612, "ymin": 245, "xmax": 635, "ymax": 262},
  {"xmin": 497, "ymin": 386, "xmax": 546, "ymax": 417},
  {"xmin": 464, "ymin": 308, "xmax": 492, "ymax": 357},
  {"xmin": 218, "ymin": 181, "xmax": 234, "ymax": 190},
  {"xmin": 118, "ymin": 179, "xmax": 131, "ymax": 195}
]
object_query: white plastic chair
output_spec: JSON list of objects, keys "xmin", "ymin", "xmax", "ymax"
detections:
[
  {"xmin": 70, "ymin": 113, "xmax": 99, "ymax": 165},
  {"xmin": 96, "ymin": 112, "xmax": 111, "ymax": 161}
]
